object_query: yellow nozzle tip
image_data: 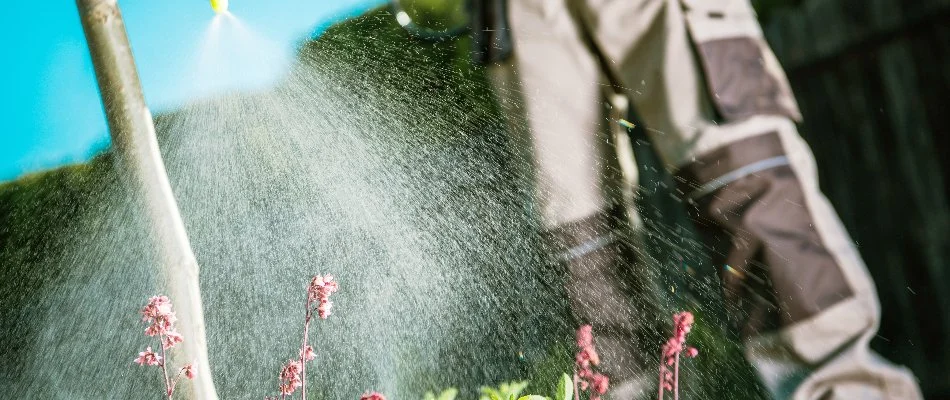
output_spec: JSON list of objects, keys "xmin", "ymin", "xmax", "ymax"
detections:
[{"xmin": 210, "ymin": 0, "xmax": 228, "ymax": 13}]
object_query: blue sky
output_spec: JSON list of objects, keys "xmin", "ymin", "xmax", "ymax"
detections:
[{"xmin": 0, "ymin": 0, "xmax": 385, "ymax": 183}]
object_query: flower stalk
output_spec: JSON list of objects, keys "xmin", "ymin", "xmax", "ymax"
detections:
[
  {"xmin": 574, "ymin": 325, "xmax": 609, "ymax": 400},
  {"xmin": 657, "ymin": 312, "xmax": 698, "ymax": 400},
  {"xmin": 267, "ymin": 274, "xmax": 338, "ymax": 399},
  {"xmin": 134, "ymin": 296, "xmax": 195, "ymax": 399}
]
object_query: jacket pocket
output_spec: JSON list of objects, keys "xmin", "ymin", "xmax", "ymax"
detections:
[{"xmin": 680, "ymin": 0, "xmax": 802, "ymax": 123}]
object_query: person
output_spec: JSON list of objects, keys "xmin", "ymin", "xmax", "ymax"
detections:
[{"xmin": 460, "ymin": 0, "xmax": 924, "ymax": 398}]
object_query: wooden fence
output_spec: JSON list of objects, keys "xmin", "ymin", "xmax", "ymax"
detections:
[{"xmin": 760, "ymin": 0, "xmax": 950, "ymax": 396}]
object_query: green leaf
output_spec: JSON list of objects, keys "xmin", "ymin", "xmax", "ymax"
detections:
[
  {"xmin": 500, "ymin": 380, "xmax": 530, "ymax": 398},
  {"xmin": 438, "ymin": 388, "xmax": 459, "ymax": 400},
  {"xmin": 479, "ymin": 386, "xmax": 504, "ymax": 400},
  {"xmin": 423, "ymin": 392, "xmax": 437, "ymax": 400},
  {"xmin": 556, "ymin": 373, "xmax": 573, "ymax": 400},
  {"xmin": 517, "ymin": 396, "xmax": 549, "ymax": 400},
  {"xmin": 481, "ymin": 380, "xmax": 531, "ymax": 400}
]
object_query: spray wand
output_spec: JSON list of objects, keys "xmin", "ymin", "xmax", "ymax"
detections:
[{"xmin": 75, "ymin": 1, "xmax": 219, "ymax": 398}]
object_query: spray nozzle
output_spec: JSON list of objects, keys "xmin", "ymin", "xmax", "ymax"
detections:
[{"xmin": 210, "ymin": 0, "xmax": 228, "ymax": 13}]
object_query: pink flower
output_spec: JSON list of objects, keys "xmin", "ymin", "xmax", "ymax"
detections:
[
  {"xmin": 279, "ymin": 360, "xmax": 302, "ymax": 382},
  {"xmin": 269, "ymin": 274, "xmax": 342, "ymax": 400},
  {"xmin": 134, "ymin": 347, "xmax": 162, "ymax": 366},
  {"xmin": 318, "ymin": 301, "xmax": 333, "ymax": 319},
  {"xmin": 360, "ymin": 391, "xmax": 387, "ymax": 400},
  {"xmin": 575, "ymin": 325, "xmax": 609, "ymax": 399},
  {"xmin": 141, "ymin": 296, "xmax": 170, "ymax": 319},
  {"xmin": 277, "ymin": 359, "xmax": 304, "ymax": 395},
  {"xmin": 134, "ymin": 296, "xmax": 195, "ymax": 398},
  {"xmin": 675, "ymin": 312, "xmax": 694, "ymax": 327},
  {"xmin": 308, "ymin": 275, "xmax": 339, "ymax": 301},
  {"xmin": 309, "ymin": 274, "xmax": 339, "ymax": 319},
  {"xmin": 300, "ymin": 345, "xmax": 316, "ymax": 362},
  {"xmin": 657, "ymin": 311, "xmax": 699, "ymax": 399},
  {"xmin": 141, "ymin": 296, "xmax": 176, "ymax": 324},
  {"xmin": 280, "ymin": 381, "xmax": 301, "ymax": 396},
  {"xmin": 144, "ymin": 316, "xmax": 174, "ymax": 337},
  {"xmin": 591, "ymin": 373, "xmax": 609, "ymax": 394},
  {"xmin": 576, "ymin": 346, "xmax": 600, "ymax": 367},
  {"xmin": 576, "ymin": 324, "xmax": 594, "ymax": 348},
  {"xmin": 163, "ymin": 330, "xmax": 184, "ymax": 349},
  {"xmin": 686, "ymin": 347, "xmax": 698, "ymax": 358},
  {"xmin": 141, "ymin": 296, "xmax": 178, "ymax": 337},
  {"xmin": 182, "ymin": 363, "xmax": 196, "ymax": 379}
]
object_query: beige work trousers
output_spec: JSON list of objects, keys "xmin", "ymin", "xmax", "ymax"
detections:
[{"xmin": 488, "ymin": 0, "xmax": 923, "ymax": 398}]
